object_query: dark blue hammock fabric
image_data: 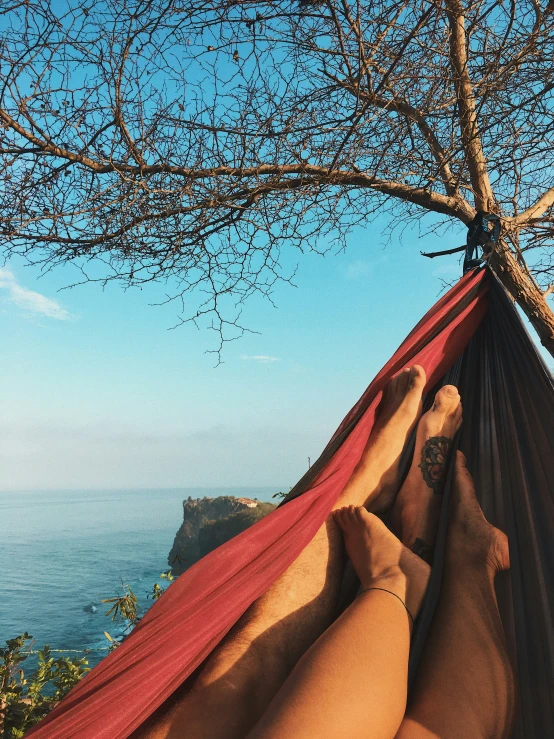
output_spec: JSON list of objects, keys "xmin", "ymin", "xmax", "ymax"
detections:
[{"xmin": 409, "ymin": 270, "xmax": 554, "ymax": 737}]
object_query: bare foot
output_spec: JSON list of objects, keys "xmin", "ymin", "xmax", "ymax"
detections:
[
  {"xmin": 338, "ymin": 366, "xmax": 426, "ymax": 513},
  {"xmin": 391, "ymin": 384, "xmax": 463, "ymax": 558},
  {"xmin": 449, "ymin": 451, "xmax": 510, "ymax": 575},
  {"xmin": 333, "ymin": 505, "xmax": 430, "ymax": 623}
]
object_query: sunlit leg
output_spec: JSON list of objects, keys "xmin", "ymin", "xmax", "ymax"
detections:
[
  {"xmin": 396, "ymin": 453, "xmax": 515, "ymax": 739},
  {"xmin": 137, "ymin": 367, "xmax": 426, "ymax": 739}
]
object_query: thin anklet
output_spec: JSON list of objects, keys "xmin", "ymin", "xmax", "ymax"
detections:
[{"xmin": 357, "ymin": 587, "xmax": 415, "ymax": 626}]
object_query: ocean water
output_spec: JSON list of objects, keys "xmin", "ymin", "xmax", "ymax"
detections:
[{"xmin": 0, "ymin": 487, "xmax": 278, "ymax": 669}]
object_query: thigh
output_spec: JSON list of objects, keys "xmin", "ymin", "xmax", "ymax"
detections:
[{"xmin": 135, "ymin": 521, "xmax": 346, "ymax": 739}]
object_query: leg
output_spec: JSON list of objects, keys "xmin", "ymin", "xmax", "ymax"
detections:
[
  {"xmin": 396, "ymin": 453, "xmax": 516, "ymax": 739},
  {"xmin": 248, "ymin": 508, "xmax": 430, "ymax": 739},
  {"xmin": 137, "ymin": 367, "xmax": 427, "ymax": 739},
  {"xmin": 391, "ymin": 384, "xmax": 463, "ymax": 561},
  {"xmin": 246, "ymin": 386, "xmax": 462, "ymax": 739}
]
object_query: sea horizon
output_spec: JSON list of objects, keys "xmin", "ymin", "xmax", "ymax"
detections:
[
  {"xmin": 1, "ymin": 486, "xmax": 283, "ymax": 670},
  {"xmin": 0, "ymin": 484, "xmax": 288, "ymax": 494}
]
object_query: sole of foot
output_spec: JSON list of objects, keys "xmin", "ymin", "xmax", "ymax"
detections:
[
  {"xmin": 391, "ymin": 384, "xmax": 463, "ymax": 554},
  {"xmin": 449, "ymin": 451, "xmax": 510, "ymax": 575},
  {"xmin": 333, "ymin": 505, "xmax": 430, "ymax": 623},
  {"xmin": 338, "ymin": 365, "xmax": 427, "ymax": 513}
]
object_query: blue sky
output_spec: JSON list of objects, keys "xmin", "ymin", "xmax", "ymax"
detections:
[{"xmin": 1, "ymin": 214, "xmax": 550, "ymax": 491}]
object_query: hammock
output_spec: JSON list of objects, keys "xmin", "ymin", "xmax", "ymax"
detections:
[{"xmin": 27, "ymin": 266, "xmax": 554, "ymax": 739}]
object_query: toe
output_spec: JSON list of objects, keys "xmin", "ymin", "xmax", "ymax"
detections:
[
  {"xmin": 347, "ymin": 505, "xmax": 359, "ymax": 527},
  {"xmin": 388, "ymin": 369, "xmax": 408, "ymax": 397},
  {"xmin": 495, "ymin": 530, "xmax": 511, "ymax": 572},
  {"xmin": 399, "ymin": 367, "xmax": 411, "ymax": 392},
  {"xmin": 333, "ymin": 507, "xmax": 348, "ymax": 530},
  {"xmin": 454, "ymin": 450, "xmax": 472, "ymax": 489},
  {"xmin": 355, "ymin": 506, "xmax": 373, "ymax": 526},
  {"xmin": 432, "ymin": 384, "xmax": 460, "ymax": 415},
  {"xmin": 452, "ymin": 452, "xmax": 483, "ymax": 521},
  {"xmin": 409, "ymin": 365, "xmax": 426, "ymax": 391}
]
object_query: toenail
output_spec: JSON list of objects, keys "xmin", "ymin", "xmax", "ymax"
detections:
[{"xmin": 446, "ymin": 386, "xmax": 457, "ymax": 396}]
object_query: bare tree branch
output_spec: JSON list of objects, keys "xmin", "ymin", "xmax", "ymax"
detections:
[
  {"xmin": 445, "ymin": 0, "xmax": 495, "ymax": 211},
  {"xmin": 0, "ymin": 0, "xmax": 553, "ymax": 355},
  {"xmin": 512, "ymin": 186, "xmax": 554, "ymax": 225}
]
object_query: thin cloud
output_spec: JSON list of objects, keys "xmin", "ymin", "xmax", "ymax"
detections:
[
  {"xmin": 240, "ymin": 354, "xmax": 280, "ymax": 363},
  {"xmin": 0, "ymin": 268, "xmax": 71, "ymax": 321},
  {"xmin": 343, "ymin": 260, "xmax": 372, "ymax": 280}
]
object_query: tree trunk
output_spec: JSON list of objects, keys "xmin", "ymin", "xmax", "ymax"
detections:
[{"xmin": 489, "ymin": 242, "xmax": 554, "ymax": 360}]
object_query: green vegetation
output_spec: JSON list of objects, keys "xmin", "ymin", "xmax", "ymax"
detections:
[
  {"xmin": 1, "ymin": 495, "xmax": 278, "ymax": 735},
  {"xmin": 0, "ymin": 575, "xmax": 172, "ymax": 737},
  {"xmin": 0, "ymin": 634, "xmax": 90, "ymax": 738},
  {"xmin": 102, "ymin": 572, "xmax": 174, "ymax": 650}
]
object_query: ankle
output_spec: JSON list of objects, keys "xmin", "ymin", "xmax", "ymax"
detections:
[
  {"xmin": 358, "ymin": 572, "xmax": 416, "ymax": 629},
  {"xmin": 361, "ymin": 568, "xmax": 407, "ymax": 595},
  {"xmin": 446, "ymin": 535, "xmax": 499, "ymax": 580}
]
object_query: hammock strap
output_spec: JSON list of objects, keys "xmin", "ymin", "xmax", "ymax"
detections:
[{"xmin": 463, "ymin": 211, "xmax": 501, "ymax": 273}]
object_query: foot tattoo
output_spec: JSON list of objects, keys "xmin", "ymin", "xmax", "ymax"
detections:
[
  {"xmin": 391, "ymin": 384, "xmax": 461, "ymax": 563},
  {"xmin": 418, "ymin": 436, "xmax": 451, "ymax": 494}
]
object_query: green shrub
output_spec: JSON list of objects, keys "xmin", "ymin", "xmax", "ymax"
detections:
[
  {"xmin": 0, "ymin": 634, "xmax": 90, "ymax": 738},
  {"xmin": 0, "ymin": 575, "xmax": 173, "ymax": 736}
]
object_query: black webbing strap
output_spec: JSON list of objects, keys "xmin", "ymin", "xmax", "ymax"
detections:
[{"xmin": 463, "ymin": 211, "xmax": 501, "ymax": 273}]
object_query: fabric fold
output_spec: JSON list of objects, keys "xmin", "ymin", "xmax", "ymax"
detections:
[{"xmin": 36, "ymin": 267, "xmax": 554, "ymax": 739}]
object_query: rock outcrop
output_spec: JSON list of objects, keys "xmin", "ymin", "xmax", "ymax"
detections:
[{"xmin": 168, "ymin": 496, "xmax": 276, "ymax": 575}]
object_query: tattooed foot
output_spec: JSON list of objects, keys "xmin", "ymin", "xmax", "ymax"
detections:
[
  {"xmin": 390, "ymin": 385, "xmax": 462, "ymax": 559},
  {"xmin": 337, "ymin": 365, "xmax": 426, "ymax": 512},
  {"xmin": 419, "ymin": 435, "xmax": 452, "ymax": 494}
]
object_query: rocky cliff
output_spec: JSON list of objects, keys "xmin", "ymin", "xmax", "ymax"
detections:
[{"xmin": 168, "ymin": 496, "xmax": 277, "ymax": 575}]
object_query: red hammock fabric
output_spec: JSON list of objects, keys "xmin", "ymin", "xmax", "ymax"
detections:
[{"xmin": 28, "ymin": 269, "xmax": 488, "ymax": 739}]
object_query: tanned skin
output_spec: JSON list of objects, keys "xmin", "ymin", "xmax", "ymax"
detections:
[
  {"xmin": 138, "ymin": 374, "xmax": 469, "ymax": 739},
  {"xmin": 248, "ymin": 453, "xmax": 515, "ymax": 739}
]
